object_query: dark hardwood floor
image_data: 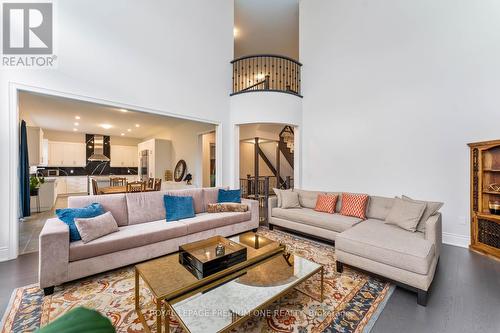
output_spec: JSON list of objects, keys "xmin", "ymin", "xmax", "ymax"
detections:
[{"xmin": 0, "ymin": 245, "xmax": 499, "ymax": 332}]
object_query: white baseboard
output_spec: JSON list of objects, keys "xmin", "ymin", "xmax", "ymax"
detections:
[{"xmin": 442, "ymin": 232, "xmax": 469, "ymax": 248}]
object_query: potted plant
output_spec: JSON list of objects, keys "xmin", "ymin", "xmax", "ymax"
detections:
[{"xmin": 30, "ymin": 175, "xmax": 45, "ymax": 196}]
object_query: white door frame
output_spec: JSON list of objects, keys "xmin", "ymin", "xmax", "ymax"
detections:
[{"xmin": 6, "ymin": 83, "xmax": 223, "ymax": 261}]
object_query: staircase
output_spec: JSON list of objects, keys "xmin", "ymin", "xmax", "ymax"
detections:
[{"xmin": 279, "ymin": 125, "xmax": 294, "ymax": 169}]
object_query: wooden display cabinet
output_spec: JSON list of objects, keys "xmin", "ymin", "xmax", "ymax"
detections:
[{"xmin": 468, "ymin": 140, "xmax": 500, "ymax": 260}]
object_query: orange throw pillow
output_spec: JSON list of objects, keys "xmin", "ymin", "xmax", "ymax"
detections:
[
  {"xmin": 314, "ymin": 194, "xmax": 338, "ymax": 214},
  {"xmin": 340, "ymin": 193, "xmax": 369, "ymax": 219}
]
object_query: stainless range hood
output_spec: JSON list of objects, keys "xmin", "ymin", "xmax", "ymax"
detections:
[{"xmin": 88, "ymin": 135, "xmax": 110, "ymax": 162}]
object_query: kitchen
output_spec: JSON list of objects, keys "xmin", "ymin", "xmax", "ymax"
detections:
[{"xmin": 19, "ymin": 91, "xmax": 217, "ymax": 254}]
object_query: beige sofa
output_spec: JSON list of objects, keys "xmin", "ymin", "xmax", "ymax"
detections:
[
  {"xmin": 268, "ymin": 189, "xmax": 442, "ymax": 306},
  {"xmin": 39, "ymin": 187, "xmax": 259, "ymax": 295}
]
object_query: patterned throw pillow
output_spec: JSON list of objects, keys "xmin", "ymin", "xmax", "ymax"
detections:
[
  {"xmin": 207, "ymin": 203, "xmax": 249, "ymax": 213},
  {"xmin": 340, "ymin": 193, "xmax": 369, "ymax": 219},
  {"xmin": 314, "ymin": 194, "xmax": 338, "ymax": 214}
]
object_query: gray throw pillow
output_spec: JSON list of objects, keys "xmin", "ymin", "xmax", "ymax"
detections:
[
  {"xmin": 273, "ymin": 188, "xmax": 292, "ymax": 208},
  {"xmin": 385, "ymin": 198, "xmax": 426, "ymax": 232},
  {"xmin": 281, "ymin": 191, "xmax": 301, "ymax": 209},
  {"xmin": 402, "ymin": 195, "xmax": 444, "ymax": 232},
  {"xmin": 75, "ymin": 211, "xmax": 119, "ymax": 243}
]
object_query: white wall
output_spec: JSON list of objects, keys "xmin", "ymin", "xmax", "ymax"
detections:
[
  {"xmin": 234, "ymin": 0, "xmax": 299, "ymax": 59},
  {"xmin": 300, "ymin": 0, "xmax": 500, "ymax": 245},
  {"xmin": 0, "ymin": 0, "xmax": 233, "ymax": 261},
  {"xmin": 168, "ymin": 122, "xmax": 216, "ymax": 187}
]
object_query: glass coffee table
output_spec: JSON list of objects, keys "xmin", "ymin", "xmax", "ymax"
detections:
[
  {"xmin": 135, "ymin": 232, "xmax": 288, "ymax": 333},
  {"xmin": 171, "ymin": 252, "xmax": 323, "ymax": 333}
]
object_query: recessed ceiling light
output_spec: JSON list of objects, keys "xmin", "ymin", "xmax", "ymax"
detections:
[
  {"xmin": 120, "ymin": 133, "xmax": 125, "ymax": 136},
  {"xmin": 100, "ymin": 124, "xmax": 112, "ymax": 129},
  {"xmin": 75, "ymin": 116, "xmax": 80, "ymax": 120},
  {"xmin": 135, "ymin": 124, "xmax": 140, "ymax": 128},
  {"xmin": 73, "ymin": 128, "xmax": 77, "ymax": 132},
  {"xmin": 120, "ymin": 109, "xmax": 128, "ymax": 113},
  {"xmin": 74, "ymin": 122, "xmax": 79, "ymax": 126},
  {"xmin": 127, "ymin": 128, "xmax": 131, "ymax": 132}
]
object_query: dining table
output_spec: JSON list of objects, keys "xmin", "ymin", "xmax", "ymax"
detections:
[{"xmin": 98, "ymin": 186, "xmax": 155, "ymax": 195}]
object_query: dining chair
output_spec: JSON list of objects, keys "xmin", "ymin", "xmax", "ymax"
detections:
[
  {"xmin": 153, "ymin": 178, "xmax": 162, "ymax": 191},
  {"xmin": 92, "ymin": 179, "xmax": 100, "ymax": 195},
  {"xmin": 126, "ymin": 181, "xmax": 146, "ymax": 193},
  {"xmin": 110, "ymin": 177, "xmax": 127, "ymax": 187}
]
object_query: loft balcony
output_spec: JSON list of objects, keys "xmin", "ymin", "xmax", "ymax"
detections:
[{"xmin": 230, "ymin": 55, "xmax": 302, "ymax": 97}]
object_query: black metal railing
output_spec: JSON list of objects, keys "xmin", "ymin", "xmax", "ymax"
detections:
[
  {"xmin": 231, "ymin": 55, "xmax": 302, "ymax": 97},
  {"xmin": 240, "ymin": 175, "xmax": 294, "ymax": 223}
]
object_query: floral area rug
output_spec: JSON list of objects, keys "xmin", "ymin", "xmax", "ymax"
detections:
[{"xmin": 1, "ymin": 228, "xmax": 393, "ymax": 333}]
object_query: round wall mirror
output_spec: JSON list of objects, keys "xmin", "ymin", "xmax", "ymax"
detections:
[{"xmin": 174, "ymin": 160, "xmax": 187, "ymax": 182}]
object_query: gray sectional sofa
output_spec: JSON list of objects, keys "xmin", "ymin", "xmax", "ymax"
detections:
[
  {"xmin": 268, "ymin": 189, "xmax": 442, "ymax": 306},
  {"xmin": 39, "ymin": 187, "xmax": 259, "ymax": 295}
]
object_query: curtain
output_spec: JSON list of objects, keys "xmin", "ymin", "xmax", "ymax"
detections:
[{"xmin": 20, "ymin": 120, "xmax": 30, "ymax": 218}]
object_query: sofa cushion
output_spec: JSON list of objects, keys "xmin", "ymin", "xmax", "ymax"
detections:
[
  {"xmin": 56, "ymin": 203, "xmax": 105, "ymax": 242},
  {"xmin": 315, "ymin": 194, "xmax": 338, "ymax": 214},
  {"xmin": 385, "ymin": 198, "xmax": 426, "ymax": 232},
  {"xmin": 326, "ymin": 192, "xmax": 342, "ymax": 212},
  {"xmin": 180, "ymin": 211, "xmax": 252, "ymax": 234},
  {"xmin": 366, "ymin": 196, "xmax": 395, "ymax": 220},
  {"xmin": 281, "ymin": 191, "xmax": 301, "ymax": 209},
  {"xmin": 202, "ymin": 187, "xmax": 228, "ymax": 211},
  {"xmin": 336, "ymin": 219, "xmax": 435, "ymax": 275},
  {"xmin": 273, "ymin": 188, "xmax": 292, "ymax": 208},
  {"xmin": 69, "ymin": 219, "xmax": 187, "ymax": 261},
  {"xmin": 294, "ymin": 189, "xmax": 325, "ymax": 209},
  {"xmin": 272, "ymin": 207, "xmax": 362, "ymax": 233},
  {"xmin": 126, "ymin": 191, "xmax": 168, "ymax": 225},
  {"xmin": 165, "ymin": 188, "xmax": 204, "ymax": 214},
  {"xmin": 164, "ymin": 195, "xmax": 195, "ymax": 222},
  {"xmin": 74, "ymin": 211, "xmax": 119, "ymax": 244},
  {"xmin": 402, "ymin": 195, "xmax": 444, "ymax": 232},
  {"xmin": 68, "ymin": 194, "xmax": 128, "ymax": 227},
  {"xmin": 340, "ymin": 193, "xmax": 369, "ymax": 219}
]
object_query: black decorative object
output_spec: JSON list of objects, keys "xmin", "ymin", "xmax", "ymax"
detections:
[
  {"xmin": 174, "ymin": 160, "xmax": 187, "ymax": 182},
  {"xmin": 184, "ymin": 173, "xmax": 192, "ymax": 185},
  {"xmin": 179, "ymin": 236, "xmax": 247, "ymax": 279}
]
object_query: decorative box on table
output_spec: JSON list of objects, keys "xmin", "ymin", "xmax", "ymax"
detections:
[{"xmin": 179, "ymin": 236, "xmax": 247, "ymax": 279}]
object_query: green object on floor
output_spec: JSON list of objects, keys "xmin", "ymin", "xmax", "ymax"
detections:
[{"xmin": 35, "ymin": 306, "xmax": 115, "ymax": 333}]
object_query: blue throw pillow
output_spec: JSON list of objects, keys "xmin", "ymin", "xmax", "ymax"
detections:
[
  {"xmin": 55, "ymin": 203, "xmax": 104, "ymax": 242},
  {"xmin": 163, "ymin": 195, "xmax": 195, "ymax": 222},
  {"xmin": 217, "ymin": 189, "xmax": 241, "ymax": 203}
]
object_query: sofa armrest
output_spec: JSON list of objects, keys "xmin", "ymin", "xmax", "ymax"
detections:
[
  {"xmin": 241, "ymin": 198, "xmax": 259, "ymax": 228},
  {"xmin": 39, "ymin": 218, "xmax": 70, "ymax": 289},
  {"xmin": 424, "ymin": 213, "xmax": 442, "ymax": 258},
  {"xmin": 268, "ymin": 196, "xmax": 278, "ymax": 220}
]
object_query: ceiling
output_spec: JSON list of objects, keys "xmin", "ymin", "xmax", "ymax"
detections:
[
  {"xmin": 19, "ymin": 91, "xmax": 213, "ymax": 139},
  {"xmin": 234, "ymin": 0, "xmax": 299, "ymax": 59}
]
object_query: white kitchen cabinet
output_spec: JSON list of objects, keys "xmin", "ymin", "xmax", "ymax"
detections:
[
  {"xmin": 66, "ymin": 176, "xmax": 88, "ymax": 194},
  {"xmin": 27, "ymin": 127, "xmax": 44, "ymax": 166},
  {"xmin": 110, "ymin": 145, "xmax": 138, "ymax": 167},
  {"xmin": 54, "ymin": 177, "xmax": 67, "ymax": 196},
  {"xmin": 55, "ymin": 176, "xmax": 87, "ymax": 195},
  {"xmin": 48, "ymin": 141, "xmax": 86, "ymax": 167}
]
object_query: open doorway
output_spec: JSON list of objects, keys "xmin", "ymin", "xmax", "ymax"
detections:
[
  {"xmin": 17, "ymin": 90, "xmax": 217, "ymax": 255},
  {"xmin": 201, "ymin": 131, "xmax": 216, "ymax": 187},
  {"xmin": 238, "ymin": 123, "xmax": 295, "ymax": 223}
]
